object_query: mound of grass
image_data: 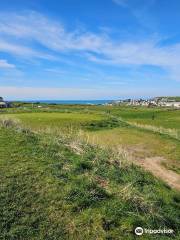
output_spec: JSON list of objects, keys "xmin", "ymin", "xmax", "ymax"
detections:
[
  {"xmin": 0, "ymin": 124, "xmax": 179, "ymax": 239},
  {"xmin": 84, "ymin": 117, "xmax": 128, "ymax": 131}
]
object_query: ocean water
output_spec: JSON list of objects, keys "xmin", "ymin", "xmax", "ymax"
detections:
[{"xmin": 23, "ymin": 100, "xmax": 113, "ymax": 105}]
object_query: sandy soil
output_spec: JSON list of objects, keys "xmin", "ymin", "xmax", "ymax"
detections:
[
  {"xmin": 125, "ymin": 145, "xmax": 180, "ymax": 191},
  {"xmin": 136, "ymin": 156, "xmax": 180, "ymax": 191}
]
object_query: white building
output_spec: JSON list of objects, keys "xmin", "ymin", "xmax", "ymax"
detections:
[{"xmin": 159, "ymin": 101, "xmax": 180, "ymax": 108}]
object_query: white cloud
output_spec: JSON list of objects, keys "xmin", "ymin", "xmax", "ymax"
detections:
[
  {"xmin": 0, "ymin": 59, "xmax": 15, "ymax": 68},
  {"xmin": 0, "ymin": 11, "xmax": 180, "ymax": 80},
  {"xmin": 0, "ymin": 39, "xmax": 57, "ymax": 61},
  {"xmin": 0, "ymin": 39, "xmax": 36, "ymax": 56},
  {"xmin": 0, "ymin": 11, "xmax": 105, "ymax": 53}
]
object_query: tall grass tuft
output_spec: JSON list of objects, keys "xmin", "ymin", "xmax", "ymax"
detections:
[
  {"xmin": 115, "ymin": 116, "xmax": 180, "ymax": 140},
  {"xmin": 0, "ymin": 117, "xmax": 20, "ymax": 128},
  {"xmin": 0, "ymin": 117, "xmax": 31, "ymax": 134},
  {"xmin": 129, "ymin": 122, "xmax": 180, "ymax": 140}
]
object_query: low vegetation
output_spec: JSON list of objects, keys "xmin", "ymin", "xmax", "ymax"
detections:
[
  {"xmin": 1, "ymin": 106, "xmax": 179, "ymax": 174},
  {"xmin": 0, "ymin": 119, "xmax": 179, "ymax": 239},
  {"xmin": 111, "ymin": 107, "xmax": 180, "ymax": 130},
  {"xmin": 0, "ymin": 104, "xmax": 179, "ymax": 239}
]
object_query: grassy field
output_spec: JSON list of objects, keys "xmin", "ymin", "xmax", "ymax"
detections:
[
  {"xmin": 2, "ymin": 105, "xmax": 180, "ymax": 130},
  {"xmin": 1, "ymin": 106, "xmax": 179, "ymax": 174},
  {"xmin": 110, "ymin": 107, "xmax": 180, "ymax": 130},
  {"xmin": 0, "ymin": 104, "xmax": 180, "ymax": 239},
  {"xmin": 0, "ymin": 122, "xmax": 179, "ymax": 239},
  {"xmin": 4, "ymin": 104, "xmax": 180, "ymax": 130},
  {"xmin": 0, "ymin": 112, "xmax": 104, "ymax": 131},
  {"xmin": 86, "ymin": 127, "xmax": 180, "ymax": 161}
]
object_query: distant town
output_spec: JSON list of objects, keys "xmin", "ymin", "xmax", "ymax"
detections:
[
  {"xmin": 0, "ymin": 96, "xmax": 180, "ymax": 108},
  {"xmin": 104, "ymin": 97, "xmax": 180, "ymax": 108}
]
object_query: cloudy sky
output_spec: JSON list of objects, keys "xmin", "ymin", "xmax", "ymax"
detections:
[{"xmin": 0, "ymin": 0, "xmax": 180, "ymax": 100}]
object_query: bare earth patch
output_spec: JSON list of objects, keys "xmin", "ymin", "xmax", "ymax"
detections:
[
  {"xmin": 136, "ymin": 156, "xmax": 180, "ymax": 190},
  {"xmin": 127, "ymin": 146, "xmax": 180, "ymax": 190}
]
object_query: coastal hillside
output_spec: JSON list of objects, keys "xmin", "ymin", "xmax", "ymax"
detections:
[{"xmin": 0, "ymin": 119, "xmax": 179, "ymax": 239}]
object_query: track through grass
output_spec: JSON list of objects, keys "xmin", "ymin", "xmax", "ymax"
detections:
[{"xmin": 0, "ymin": 125, "xmax": 180, "ymax": 239}]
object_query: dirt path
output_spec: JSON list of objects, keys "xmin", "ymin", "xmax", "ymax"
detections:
[
  {"xmin": 114, "ymin": 116, "xmax": 180, "ymax": 190},
  {"xmin": 122, "ymin": 145, "xmax": 180, "ymax": 190},
  {"xmin": 135, "ymin": 156, "xmax": 180, "ymax": 191}
]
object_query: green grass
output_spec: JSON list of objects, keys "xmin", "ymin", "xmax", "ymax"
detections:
[
  {"xmin": 111, "ymin": 107, "xmax": 180, "ymax": 130},
  {"xmin": 0, "ymin": 125, "xmax": 180, "ymax": 239},
  {"xmin": 1, "ymin": 106, "xmax": 180, "ymax": 174},
  {"xmin": 85, "ymin": 126, "xmax": 180, "ymax": 173},
  {"xmin": 0, "ymin": 112, "xmax": 104, "ymax": 131},
  {"xmin": 2, "ymin": 104, "xmax": 180, "ymax": 130}
]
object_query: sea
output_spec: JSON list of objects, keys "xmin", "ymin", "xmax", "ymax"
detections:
[{"xmin": 22, "ymin": 100, "xmax": 114, "ymax": 105}]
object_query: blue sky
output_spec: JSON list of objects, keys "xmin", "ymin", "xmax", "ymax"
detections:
[{"xmin": 0, "ymin": 0, "xmax": 180, "ymax": 100}]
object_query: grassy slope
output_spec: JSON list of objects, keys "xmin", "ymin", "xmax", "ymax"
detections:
[
  {"xmin": 111, "ymin": 107, "xmax": 180, "ymax": 130},
  {"xmin": 86, "ymin": 127, "xmax": 180, "ymax": 159},
  {"xmin": 0, "ymin": 126, "xmax": 180, "ymax": 239},
  {"xmin": 105, "ymin": 108, "xmax": 180, "ymax": 173},
  {"xmin": 85, "ymin": 119, "xmax": 180, "ymax": 174},
  {"xmin": 1, "ymin": 109, "xmax": 179, "ymax": 174}
]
